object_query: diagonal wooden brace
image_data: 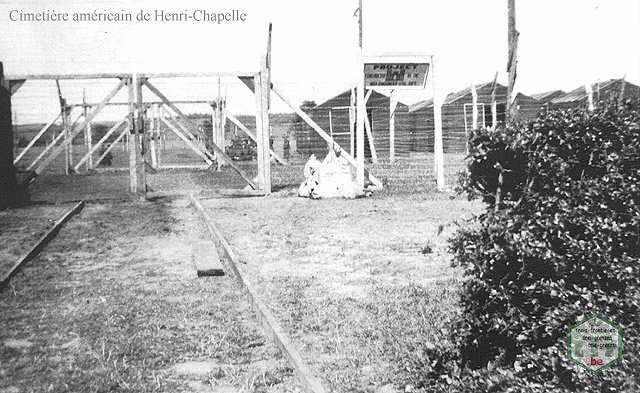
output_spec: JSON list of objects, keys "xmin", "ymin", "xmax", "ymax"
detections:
[
  {"xmin": 14, "ymin": 113, "xmax": 60, "ymax": 165},
  {"xmin": 160, "ymin": 116, "xmax": 213, "ymax": 166},
  {"xmin": 224, "ymin": 110, "xmax": 287, "ymax": 166},
  {"xmin": 271, "ymin": 84, "xmax": 382, "ymax": 189},
  {"xmin": 73, "ymin": 117, "xmax": 128, "ymax": 172},
  {"xmin": 34, "ymin": 78, "xmax": 127, "ymax": 176},
  {"xmin": 144, "ymin": 79, "xmax": 256, "ymax": 189}
]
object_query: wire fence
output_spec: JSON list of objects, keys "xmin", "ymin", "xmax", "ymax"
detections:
[{"xmin": 11, "ymin": 75, "xmax": 636, "ymax": 200}]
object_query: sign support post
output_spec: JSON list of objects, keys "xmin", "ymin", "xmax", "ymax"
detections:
[{"xmin": 431, "ymin": 55, "xmax": 445, "ymax": 191}]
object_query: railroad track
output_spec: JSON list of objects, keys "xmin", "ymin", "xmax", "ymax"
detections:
[
  {"xmin": 0, "ymin": 201, "xmax": 85, "ymax": 290},
  {"xmin": 189, "ymin": 194, "xmax": 327, "ymax": 393}
]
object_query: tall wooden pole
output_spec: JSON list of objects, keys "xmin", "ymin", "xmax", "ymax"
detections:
[
  {"xmin": 349, "ymin": 88, "xmax": 355, "ymax": 157},
  {"xmin": 150, "ymin": 103, "xmax": 158, "ymax": 169},
  {"xmin": 506, "ymin": 0, "xmax": 519, "ymax": 121},
  {"xmin": 254, "ymin": 23, "xmax": 272, "ymax": 195},
  {"xmin": 128, "ymin": 75, "xmax": 145, "ymax": 196},
  {"xmin": 471, "ymin": 83, "xmax": 478, "ymax": 125},
  {"xmin": 135, "ymin": 75, "xmax": 146, "ymax": 193},
  {"xmin": 432, "ymin": 55, "xmax": 445, "ymax": 191},
  {"xmin": 490, "ymin": 72, "xmax": 498, "ymax": 130},
  {"xmin": 55, "ymin": 80, "xmax": 71, "ymax": 175},
  {"xmin": 356, "ymin": 0, "xmax": 366, "ymax": 188},
  {"xmin": 585, "ymin": 82, "xmax": 594, "ymax": 112},
  {"xmin": 389, "ymin": 90, "xmax": 397, "ymax": 162},
  {"xmin": 0, "ymin": 62, "xmax": 20, "ymax": 208},
  {"xmin": 211, "ymin": 101, "xmax": 217, "ymax": 168},
  {"xmin": 83, "ymin": 89, "xmax": 93, "ymax": 170}
]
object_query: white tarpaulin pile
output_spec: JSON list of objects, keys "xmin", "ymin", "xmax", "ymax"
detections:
[{"xmin": 298, "ymin": 150, "xmax": 364, "ymax": 199}]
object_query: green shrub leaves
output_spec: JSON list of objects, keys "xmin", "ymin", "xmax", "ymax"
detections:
[{"xmin": 442, "ymin": 103, "xmax": 640, "ymax": 392}]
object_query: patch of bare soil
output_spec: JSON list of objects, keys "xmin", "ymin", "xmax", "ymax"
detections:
[{"xmin": 0, "ymin": 200, "xmax": 301, "ymax": 393}]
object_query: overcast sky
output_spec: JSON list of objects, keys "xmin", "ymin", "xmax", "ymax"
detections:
[{"xmin": 1, "ymin": 0, "xmax": 639, "ymax": 123}]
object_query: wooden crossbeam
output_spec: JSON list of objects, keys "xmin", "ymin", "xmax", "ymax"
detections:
[
  {"xmin": 69, "ymin": 99, "xmax": 214, "ymax": 108},
  {"xmin": 271, "ymin": 84, "xmax": 382, "ymax": 189},
  {"xmin": 139, "ymin": 71, "xmax": 258, "ymax": 79},
  {"xmin": 145, "ymin": 79, "xmax": 256, "ymax": 189},
  {"xmin": 33, "ymin": 78, "xmax": 126, "ymax": 176},
  {"xmin": 225, "ymin": 110, "xmax": 287, "ymax": 165},
  {"xmin": 7, "ymin": 73, "xmax": 128, "ymax": 80},
  {"xmin": 14, "ymin": 113, "xmax": 60, "ymax": 165},
  {"xmin": 73, "ymin": 117, "xmax": 128, "ymax": 172}
]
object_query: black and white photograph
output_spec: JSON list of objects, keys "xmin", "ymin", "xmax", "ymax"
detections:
[{"xmin": 0, "ymin": 1, "xmax": 638, "ymax": 392}]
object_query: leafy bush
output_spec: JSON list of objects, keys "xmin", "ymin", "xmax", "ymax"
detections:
[{"xmin": 436, "ymin": 102, "xmax": 640, "ymax": 392}]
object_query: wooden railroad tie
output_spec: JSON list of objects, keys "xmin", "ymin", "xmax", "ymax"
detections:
[{"xmin": 192, "ymin": 240, "xmax": 224, "ymax": 277}]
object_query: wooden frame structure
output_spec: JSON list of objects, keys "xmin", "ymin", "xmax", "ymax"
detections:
[
  {"xmin": 3, "ymin": 24, "xmax": 385, "ymax": 198},
  {"xmin": 4, "ymin": 68, "xmax": 277, "ymax": 196}
]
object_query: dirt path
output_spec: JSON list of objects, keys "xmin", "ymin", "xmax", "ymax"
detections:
[{"xmin": 0, "ymin": 200, "xmax": 300, "ymax": 393}]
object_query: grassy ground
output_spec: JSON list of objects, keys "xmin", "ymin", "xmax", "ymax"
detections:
[
  {"xmin": 25, "ymin": 152, "xmax": 466, "ymax": 204},
  {"xmin": 0, "ymin": 201, "xmax": 302, "ymax": 393},
  {"xmin": 3, "ymin": 148, "xmax": 475, "ymax": 392},
  {"xmin": 0, "ymin": 205, "xmax": 70, "ymax": 274},
  {"xmin": 200, "ymin": 193, "xmax": 483, "ymax": 392}
]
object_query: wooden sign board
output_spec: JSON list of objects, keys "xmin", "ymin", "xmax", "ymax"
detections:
[{"xmin": 363, "ymin": 55, "xmax": 430, "ymax": 89}]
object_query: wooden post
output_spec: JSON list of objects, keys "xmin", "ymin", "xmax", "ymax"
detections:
[
  {"xmin": 356, "ymin": 0, "xmax": 365, "ymax": 188},
  {"xmin": 349, "ymin": 88, "xmax": 355, "ymax": 157},
  {"xmin": 135, "ymin": 75, "xmax": 146, "ymax": 192},
  {"xmin": 432, "ymin": 55, "xmax": 445, "ymax": 191},
  {"xmin": 128, "ymin": 75, "xmax": 145, "ymax": 196},
  {"xmin": 150, "ymin": 104, "xmax": 158, "ymax": 168},
  {"xmin": 329, "ymin": 109, "xmax": 334, "ymax": 138},
  {"xmin": 64, "ymin": 106, "xmax": 72, "ymax": 175},
  {"xmin": 128, "ymin": 76, "xmax": 137, "ymax": 193},
  {"xmin": 585, "ymin": 82, "xmax": 594, "ymax": 112},
  {"xmin": 470, "ymin": 83, "xmax": 478, "ymax": 155},
  {"xmin": 211, "ymin": 102, "xmax": 218, "ymax": 168},
  {"xmin": 54, "ymin": 80, "xmax": 70, "ymax": 175},
  {"xmin": 255, "ymin": 61, "xmax": 271, "ymax": 194},
  {"xmin": 389, "ymin": 90, "xmax": 398, "ymax": 162},
  {"xmin": 211, "ymin": 101, "xmax": 218, "ymax": 160},
  {"xmin": 506, "ymin": 0, "xmax": 519, "ymax": 121},
  {"xmin": 490, "ymin": 72, "xmax": 498, "ymax": 130},
  {"xmin": 83, "ymin": 89, "xmax": 92, "ymax": 170},
  {"xmin": 0, "ymin": 62, "xmax": 20, "ymax": 208},
  {"xmin": 220, "ymin": 96, "xmax": 227, "ymax": 160}
]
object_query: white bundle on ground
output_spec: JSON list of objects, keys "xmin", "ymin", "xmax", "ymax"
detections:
[{"xmin": 298, "ymin": 150, "xmax": 363, "ymax": 199}]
